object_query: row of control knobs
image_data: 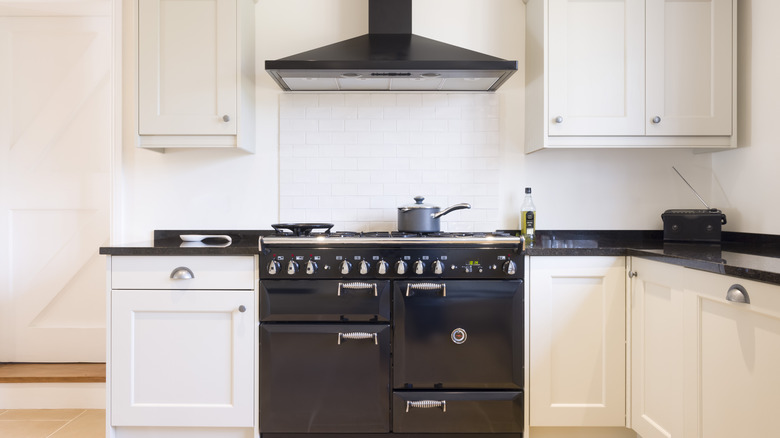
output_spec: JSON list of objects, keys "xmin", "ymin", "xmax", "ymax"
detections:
[{"xmin": 267, "ymin": 259, "xmax": 517, "ymax": 276}]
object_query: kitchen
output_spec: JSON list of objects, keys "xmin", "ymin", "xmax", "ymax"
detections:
[{"xmin": 1, "ymin": 0, "xmax": 779, "ymax": 437}]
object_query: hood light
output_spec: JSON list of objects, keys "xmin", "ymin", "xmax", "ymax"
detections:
[{"xmin": 340, "ymin": 73, "xmax": 362, "ymax": 78}]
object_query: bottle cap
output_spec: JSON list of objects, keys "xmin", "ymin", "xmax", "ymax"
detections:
[{"xmin": 525, "ymin": 187, "xmax": 532, "ymax": 194}]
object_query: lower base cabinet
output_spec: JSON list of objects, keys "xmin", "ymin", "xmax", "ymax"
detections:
[
  {"xmin": 107, "ymin": 255, "xmax": 257, "ymax": 438},
  {"xmin": 630, "ymin": 257, "xmax": 780, "ymax": 438},
  {"xmin": 529, "ymin": 256, "xmax": 627, "ymax": 427}
]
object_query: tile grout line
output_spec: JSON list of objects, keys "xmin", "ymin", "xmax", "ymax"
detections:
[{"xmin": 45, "ymin": 410, "xmax": 87, "ymax": 438}]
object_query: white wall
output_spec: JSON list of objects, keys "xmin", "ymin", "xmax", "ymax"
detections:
[
  {"xmin": 711, "ymin": 0, "xmax": 780, "ymax": 235},
  {"xmin": 120, "ymin": 0, "xmax": 778, "ymax": 240}
]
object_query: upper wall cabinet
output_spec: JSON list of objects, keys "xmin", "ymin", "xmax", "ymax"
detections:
[
  {"xmin": 137, "ymin": 0, "xmax": 255, "ymax": 152},
  {"xmin": 524, "ymin": 0, "xmax": 736, "ymax": 153}
]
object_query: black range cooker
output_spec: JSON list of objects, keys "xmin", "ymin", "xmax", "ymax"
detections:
[{"xmin": 258, "ymin": 224, "xmax": 525, "ymax": 438}]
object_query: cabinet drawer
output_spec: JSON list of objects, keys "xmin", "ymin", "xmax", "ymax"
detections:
[
  {"xmin": 393, "ymin": 391, "xmax": 523, "ymax": 433},
  {"xmin": 111, "ymin": 256, "xmax": 254, "ymax": 290}
]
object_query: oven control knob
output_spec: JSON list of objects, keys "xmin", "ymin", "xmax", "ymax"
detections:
[
  {"xmin": 287, "ymin": 260, "xmax": 299, "ymax": 275},
  {"xmin": 305, "ymin": 260, "xmax": 318, "ymax": 275},
  {"xmin": 376, "ymin": 260, "xmax": 389, "ymax": 275},
  {"xmin": 358, "ymin": 260, "xmax": 371, "ymax": 275},
  {"xmin": 413, "ymin": 260, "xmax": 426, "ymax": 275},
  {"xmin": 503, "ymin": 260, "xmax": 517, "ymax": 275},
  {"xmin": 267, "ymin": 260, "xmax": 281, "ymax": 275},
  {"xmin": 432, "ymin": 260, "xmax": 444, "ymax": 275},
  {"xmin": 395, "ymin": 260, "xmax": 408, "ymax": 275},
  {"xmin": 339, "ymin": 260, "xmax": 352, "ymax": 275}
]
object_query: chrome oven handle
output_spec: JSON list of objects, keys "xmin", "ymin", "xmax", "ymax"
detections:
[
  {"xmin": 405, "ymin": 282, "xmax": 446, "ymax": 297},
  {"xmin": 337, "ymin": 282, "xmax": 378, "ymax": 297},
  {"xmin": 406, "ymin": 400, "xmax": 447, "ymax": 413},
  {"xmin": 337, "ymin": 332, "xmax": 378, "ymax": 345}
]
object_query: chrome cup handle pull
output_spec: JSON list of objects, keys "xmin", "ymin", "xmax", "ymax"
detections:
[
  {"xmin": 170, "ymin": 267, "xmax": 194, "ymax": 280},
  {"xmin": 406, "ymin": 400, "xmax": 447, "ymax": 413},
  {"xmin": 406, "ymin": 283, "xmax": 446, "ymax": 297},
  {"xmin": 337, "ymin": 282, "xmax": 378, "ymax": 297},
  {"xmin": 726, "ymin": 284, "xmax": 750, "ymax": 304},
  {"xmin": 337, "ymin": 332, "xmax": 378, "ymax": 345}
]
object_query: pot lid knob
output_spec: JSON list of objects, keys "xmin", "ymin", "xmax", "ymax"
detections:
[{"xmin": 414, "ymin": 196, "xmax": 425, "ymax": 204}]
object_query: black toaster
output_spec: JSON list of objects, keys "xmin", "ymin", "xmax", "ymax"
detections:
[{"xmin": 662, "ymin": 209, "xmax": 727, "ymax": 243}]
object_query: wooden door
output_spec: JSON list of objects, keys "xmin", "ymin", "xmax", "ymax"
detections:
[
  {"xmin": 630, "ymin": 258, "xmax": 685, "ymax": 438},
  {"xmin": 0, "ymin": 3, "xmax": 112, "ymax": 362},
  {"xmin": 137, "ymin": 0, "xmax": 237, "ymax": 135},
  {"xmin": 547, "ymin": 0, "xmax": 645, "ymax": 136},
  {"xmin": 645, "ymin": 0, "xmax": 733, "ymax": 135},
  {"xmin": 529, "ymin": 256, "xmax": 626, "ymax": 426}
]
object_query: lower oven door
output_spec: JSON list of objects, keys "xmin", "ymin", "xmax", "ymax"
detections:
[
  {"xmin": 393, "ymin": 391, "xmax": 523, "ymax": 433},
  {"xmin": 260, "ymin": 323, "xmax": 390, "ymax": 433},
  {"xmin": 394, "ymin": 280, "xmax": 523, "ymax": 389}
]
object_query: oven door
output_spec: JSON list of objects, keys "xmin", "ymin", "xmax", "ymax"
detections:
[
  {"xmin": 260, "ymin": 323, "xmax": 390, "ymax": 433},
  {"xmin": 394, "ymin": 280, "xmax": 523, "ymax": 389}
]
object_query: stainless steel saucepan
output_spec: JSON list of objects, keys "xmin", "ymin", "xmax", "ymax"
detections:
[{"xmin": 397, "ymin": 196, "xmax": 471, "ymax": 233}]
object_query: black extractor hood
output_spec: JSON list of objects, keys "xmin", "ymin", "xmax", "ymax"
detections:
[{"xmin": 265, "ymin": 0, "xmax": 518, "ymax": 91}]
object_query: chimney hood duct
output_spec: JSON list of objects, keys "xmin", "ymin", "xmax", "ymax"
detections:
[{"xmin": 265, "ymin": 0, "xmax": 517, "ymax": 92}]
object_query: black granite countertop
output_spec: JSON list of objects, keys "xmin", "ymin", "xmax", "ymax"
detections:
[
  {"xmin": 99, "ymin": 229, "xmax": 780, "ymax": 286},
  {"xmin": 528, "ymin": 230, "xmax": 780, "ymax": 286}
]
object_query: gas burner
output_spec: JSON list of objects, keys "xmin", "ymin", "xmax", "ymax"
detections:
[
  {"xmin": 327, "ymin": 231, "xmax": 360, "ymax": 238},
  {"xmin": 271, "ymin": 223, "xmax": 334, "ymax": 236}
]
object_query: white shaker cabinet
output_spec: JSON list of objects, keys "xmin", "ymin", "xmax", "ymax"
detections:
[
  {"xmin": 629, "ymin": 257, "xmax": 780, "ymax": 438},
  {"xmin": 107, "ymin": 255, "xmax": 257, "ymax": 437},
  {"xmin": 528, "ymin": 256, "xmax": 627, "ymax": 427},
  {"xmin": 681, "ymin": 267, "xmax": 780, "ymax": 438},
  {"xmin": 629, "ymin": 257, "xmax": 685, "ymax": 438},
  {"xmin": 137, "ymin": 0, "xmax": 255, "ymax": 151},
  {"xmin": 525, "ymin": 0, "xmax": 736, "ymax": 152}
]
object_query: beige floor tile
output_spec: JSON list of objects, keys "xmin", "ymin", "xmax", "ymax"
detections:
[
  {"xmin": 50, "ymin": 410, "xmax": 105, "ymax": 438},
  {"xmin": 0, "ymin": 409, "xmax": 85, "ymax": 421},
  {"xmin": 0, "ymin": 420, "xmax": 67, "ymax": 438}
]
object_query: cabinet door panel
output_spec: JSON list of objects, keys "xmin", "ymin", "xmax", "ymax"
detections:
[
  {"xmin": 530, "ymin": 256, "xmax": 625, "ymax": 426},
  {"xmin": 646, "ymin": 0, "xmax": 733, "ymax": 135},
  {"xmin": 683, "ymin": 271, "xmax": 780, "ymax": 438},
  {"xmin": 548, "ymin": 0, "xmax": 644, "ymax": 136},
  {"xmin": 630, "ymin": 258, "xmax": 685, "ymax": 438},
  {"xmin": 138, "ymin": 0, "xmax": 237, "ymax": 135},
  {"xmin": 111, "ymin": 289, "xmax": 254, "ymax": 427}
]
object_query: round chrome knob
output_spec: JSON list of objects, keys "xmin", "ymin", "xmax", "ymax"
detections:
[
  {"xmin": 267, "ymin": 261, "xmax": 281, "ymax": 275},
  {"xmin": 554, "ymin": 116, "xmax": 563, "ymax": 124},
  {"xmin": 238, "ymin": 305, "xmax": 246, "ymax": 313},
  {"xmin": 222, "ymin": 114, "xmax": 230, "ymax": 122},
  {"xmin": 305, "ymin": 260, "xmax": 318, "ymax": 275},
  {"xmin": 376, "ymin": 260, "xmax": 389, "ymax": 275},
  {"xmin": 503, "ymin": 260, "xmax": 517, "ymax": 275},
  {"xmin": 286, "ymin": 260, "xmax": 299, "ymax": 275},
  {"xmin": 339, "ymin": 260, "xmax": 352, "ymax": 275},
  {"xmin": 432, "ymin": 260, "xmax": 444, "ymax": 275},
  {"xmin": 358, "ymin": 260, "xmax": 371, "ymax": 275},
  {"xmin": 652, "ymin": 116, "xmax": 661, "ymax": 124},
  {"xmin": 413, "ymin": 260, "xmax": 425, "ymax": 275},
  {"xmin": 395, "ymin": 260, "xmax": 408, "ymax": 275}
]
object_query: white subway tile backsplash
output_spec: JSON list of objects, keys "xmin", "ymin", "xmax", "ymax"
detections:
[
  {"xmin": 319, "ymin": 120, "xmax": 345, "ymax": 132},
  {"xmin": 396, "ymin": 94, "xmax": 422, "ymax": 107},
  {"xmin": 345, "ymin": 119, "xmax": 372, "ymax": 132},
  {"xmin": 358, "ymin": 107, "xmax": 384, "ymax": 119},
  {"xmin": 280, "ymin": 93, "xmax": 501, "ymax": 232}
]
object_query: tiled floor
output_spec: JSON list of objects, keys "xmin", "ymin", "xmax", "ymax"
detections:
[{"xmin": 0, "ymin": 409, "xmax": 104, "ymax": 438}]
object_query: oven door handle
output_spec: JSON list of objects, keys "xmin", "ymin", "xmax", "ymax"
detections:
[
  {"xmin": 406, "ymin": 400, "xmax": 447, "ymax": 413},
  {"xmin": 337, "ymin": 332, "xmax": 378, "ymax": 345},
  {"xmin": 406, "ymin": 282, "xmax": 447, "ymax": 297},
  {"xmin": 337, "ymin": 282, "xmax": 378, "ymax": 297}
]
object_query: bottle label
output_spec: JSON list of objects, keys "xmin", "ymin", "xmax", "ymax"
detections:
[{"xmin": 524, "ymin": 211, "xmax": 535, "ymax": 232}]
